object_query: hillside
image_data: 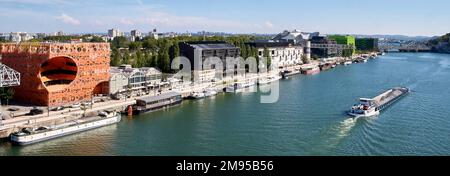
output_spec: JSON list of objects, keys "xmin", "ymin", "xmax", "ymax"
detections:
[{"xmin": 429, "ymin": 33, "xmax": 450, "ymax": 53}]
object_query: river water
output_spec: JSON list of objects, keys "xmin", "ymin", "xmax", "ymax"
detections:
[{"xmin": 1, "ymin": 52, "xmax": 450, "ymax": 156}]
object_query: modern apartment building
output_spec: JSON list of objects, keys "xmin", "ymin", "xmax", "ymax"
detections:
[
  {"xmin": 245, "ymin": 41, "xmax": 304, "ymax": 70},
  {"xmin": 178, "ymin": 41, "xmax": 241, "ymax": 80}
]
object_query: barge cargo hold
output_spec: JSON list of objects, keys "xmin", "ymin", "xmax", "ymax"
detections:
[
  {"xmin": 10, "ymin": 112, "xmax": 122, "ymax": 145},
  {"xmin": 348, "ymin": 87, "xmax": 410, "ymax": 118}
]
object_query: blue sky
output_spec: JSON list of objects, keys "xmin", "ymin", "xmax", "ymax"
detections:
[{"xmin": 0, "ymin": 0, "xmax": 449, "ymax": 36}]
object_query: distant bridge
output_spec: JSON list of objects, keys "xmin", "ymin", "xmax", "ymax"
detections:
[{"xmin": 379, "ymin": 42, "xmax": 431, "ymax": 52}]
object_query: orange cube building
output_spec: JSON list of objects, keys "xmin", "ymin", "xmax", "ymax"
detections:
[{"xmin": 0, "ymin": 42, "xmax": 110, "ymax": 107}]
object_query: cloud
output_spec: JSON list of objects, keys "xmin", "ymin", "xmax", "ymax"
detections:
[
  {"xmin": 119, "ymin": 18, "xmax": 135, "ymax": 25},
  {"xmin": 0, "ymin": 0, "xmax": 71, "ymax": 5},
  {"xmin": 56, "ymin": 13, "xmax": 80, "ymax": 25},
  {"xmin": 123, "ymin": 11, "xmax": 251, "ymax": 32},
  {"xmin": 265, "ymin": 21, "xmax": 274, "ymax": 28}
]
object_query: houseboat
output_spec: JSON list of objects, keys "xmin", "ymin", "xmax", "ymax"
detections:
[
  {"xmin": 187, "ymin": 92, "xmax": 206, "ymax": 99},
  {"xmin": 134, "ymin": 92, "xmax": 182, "ymax": 114},
  {"xmin": 226, "ymin": 81, "xmax": 256, "ymax": 93},
  {"xmin": 301, "ymin": 65, "xmax": 320, "ymax": 75},
  {"xmin": 319, "ymin": 63, "xmax": 333, "ymax": 71},
  {"xmin": 204, "ymin": 88, "xmax": 218, "ymax": 97},
  {"xmin": 258, "ymin": 75, "xmax": 281, "ymax": 85},
  {"xmin": 344, "ymin": 60, "xmax": 352, "ymax": 66},
  {"xmin": 10, "ymin": 111, "xmax": 121, "ymax": 145}
]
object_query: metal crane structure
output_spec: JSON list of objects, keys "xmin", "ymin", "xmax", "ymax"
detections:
[
  {"xmin": 0, "ymin": 63, "xmax": 21, "ymax": 87},
  {"xmin": 0, "ymin": 54, "xmax": 21, "ymax": 121}
]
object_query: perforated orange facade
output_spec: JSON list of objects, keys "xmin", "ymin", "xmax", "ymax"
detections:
[{"xmin": 0, "ymin": 42, "xmax": 110, "ymax": 107}]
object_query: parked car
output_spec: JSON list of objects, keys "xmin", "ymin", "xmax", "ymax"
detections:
[
  {"xmin": 70, "ymin": 103, "xmax": 81, "ymax": 108},
  {"xmin": 50, "ymin": 106, "xmax": 64, "ymax": 111},
  {"xmin": 7, "ymin": 107, "xmax": 20, "ymax": 111},
  {"xmin": 29, "ymin": 108, "xmax": 44, "ymax": 115},
  {"xmin": 81, "ymin": 102, "xmax": 93, "ymax": 107}
]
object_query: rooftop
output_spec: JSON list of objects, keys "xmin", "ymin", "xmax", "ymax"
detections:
[
  {"xmin": 184, "ymin": 41, "xmax": 238, "ymax": 50},
  {"xmin": 137, "ymin": 92, "xmax": 181, "ymax": 103}
]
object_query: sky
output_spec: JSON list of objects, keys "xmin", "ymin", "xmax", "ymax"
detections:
[{"xmin": 0, "ymin": 0, "xmax": 449, "ymax": 36}]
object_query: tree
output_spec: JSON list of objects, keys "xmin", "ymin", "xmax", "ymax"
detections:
[
  {"xmin": 301, "ymin": 55, "xmax": 310, "ymax": 64},
  {"xmin": 112, "ymin": 36, "xmax": 129, "ymax": 49},
  {"xmin": 245, "ymin": 45, "xmax": 252, "ymax": 59},
  {"xmin": 0, "ymin": 88, "xmax": 14, "ymax": 106},
  {"xmin": 142, "ymin": 38, "xmax": 158, "ymax": 53},
  {"xmin": 134, "ymin": 49, "xmax": 144, "ymax": 68},
  {"xmin": 110, "ymin": 48, "xmax": 121, "ymax": 66},
  {"xmin": 240, "ymin": 43, "xmax": 247, "ymax": 58},
  {"xmin": 129, "ymin": 42, "xmax": 142, "ymax": 51},
  {"xmin": 122, "ymin": 50, "xmax": 131, "ymax": 64},
  {"xmin": 158, "ymin": 50, "xmax": 171, "ymax": 72},
  {"xmin": 27, "ymin": 38, "xmax": 43, "ymax": 42},
  {"xmin": 263, "ymin": 47, "xmax": 272, "ymax": 71},
  {"xmin": 171, "ymin": 42, "xmax": 180, "ymax": 71},
  {"xmin": 150, "ymin": 55, "xmax": 157, "ymax": 67},
  {"xmin": 90, "ymin": 36, "xmax": 105, "ymax": 43}
]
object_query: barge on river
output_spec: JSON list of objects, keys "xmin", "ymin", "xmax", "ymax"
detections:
[
  {"xmin": 348, "ymin": 87, "xmax": 410, "ymax": 118},
  {"xmin": 10, "ymin": 111, "xmax": 121, "ymax": 145},
  {"xmin": 133, "ymin": 92, "xmax": 182, "ymax": 114}
]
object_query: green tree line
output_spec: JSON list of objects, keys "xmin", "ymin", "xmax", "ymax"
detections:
[{"xmin": 110, "ymin": 35, "xmax": 270, "ymax": 73}]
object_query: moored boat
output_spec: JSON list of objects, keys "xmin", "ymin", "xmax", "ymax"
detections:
[
  {"xmin": 226, "ymin": 81, "xmax": 256, "ymax": 93},
  {"xmin": 319, "ymin": 63, "xmax": 332, "ymax": 71},
  {"xmin": 301, "ymin": 65, "xmax": 320, "ymax": 75},
  {"xmin": 344, "ymin": 60, "xmax": 352, "ymax": 66},
  {"xmin": 187, "ymin": 92, "xmax": 206, "ymax": 99},
  {"xmin": 10, "ymin": 111, "xmax": 121, "ymax": 145},
  {"xmin": 134, "ymin": 92, "xmax": 182, "ymax": 114},
  {"xmin": 204, "ymin": 89, "xmax": 218, "ymax": 97}
]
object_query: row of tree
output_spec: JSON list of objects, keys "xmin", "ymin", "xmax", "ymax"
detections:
[
  {"xmin": 109, "ymin": 35, "xmax": 272, "ymax": 72},
  {"xmin": 25, "ymin": 35, "xmax": 105, "ymax": 43}
]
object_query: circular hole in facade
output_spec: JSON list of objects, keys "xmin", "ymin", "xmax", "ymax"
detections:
[{"xmin": 40, "ymin": 56, "xmax": 78, "ymax": 92}]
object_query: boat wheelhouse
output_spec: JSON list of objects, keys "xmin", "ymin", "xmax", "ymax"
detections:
[{"xmin": 348, "ymin": 98, "xmax": 380, "ymax": 118}]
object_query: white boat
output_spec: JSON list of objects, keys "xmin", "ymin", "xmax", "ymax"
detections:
[
  {"xmin": 10, "ymin": 112, "xmax": 121, "ymax": 145},
  {"xmin": 258, "ymin": 75, "xmax": 281, "ymax": 85},
  {"xmin": 188, "ymin": 92, "xmax": 206, "ymax": 99},
  {"xmin": 226, "ymin": 81, "xmax": 256, "ymax": 93},
  {"xmin": 348, "ymin": 98, "xmax": 380, "ymax": 118},
  {"xmin": 344, "ymin": 61, "xmax": 352, "ymax": 66},
  {"xmin": 204, "ymin": 89, "xmax": 217, "ymax": 97}
]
